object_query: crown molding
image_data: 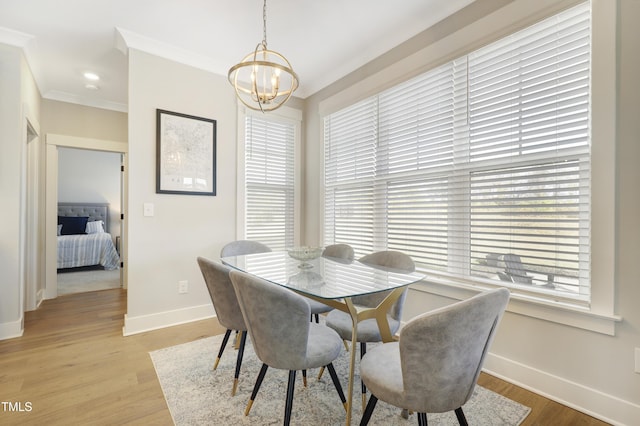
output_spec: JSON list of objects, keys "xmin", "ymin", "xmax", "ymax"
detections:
[
  {"xmin": 0, "ymin": 25, "xmax": 34, "ymax": 47},
  {"xmin": 43, "ymin": 90, "xmax": 128, "ymax": 113},
  {"xmin": 115, "ymin": 27, "xmax": 226, "ymax": 76}
]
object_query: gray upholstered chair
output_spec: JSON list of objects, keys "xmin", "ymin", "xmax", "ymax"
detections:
[
  {"xmin": 325, "ymin": 250, "xmax": 415, "ymax": 407},
  {"xmin": 220, "ymin": 239, "xmax": 272, "ymax": 257},
  {"xmin": 216, "ymin": 241, "xmax": 272, "ymax": 379},
  {"xmin": 196, "ymin": 257, "xmax": 248, "ymax": 396},
  {"xmin": 229, "ymin": 270, "xmax": 347, "ymax": 425},
  {"xmin": 359, "ymin": 288, "xmax": 510, "ymax": 426},
  {"xmin": 306, "ymin": 244, "xmax": 356, "ymax": 323},
  {"xmin": 322, "ymin": 243, "xmax": 355, "ymax": 263}
]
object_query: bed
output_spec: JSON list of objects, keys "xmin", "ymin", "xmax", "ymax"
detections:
[{"xmin": 57, "ymin": 202, "xmax": 120, "ymax": 270}]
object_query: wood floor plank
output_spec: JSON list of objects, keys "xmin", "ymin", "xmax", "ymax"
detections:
[
  {"xmin": 476, "ymin": 374, "xmax": 609, "ymax": 425},
  {"xmin": 0, "ymin": 288, "xmax": 610, "ymax": 425}
]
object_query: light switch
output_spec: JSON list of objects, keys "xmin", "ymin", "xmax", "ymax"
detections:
[{"xmin": 143, "ymin": 203, "xmax": 154, "ymax": 217}]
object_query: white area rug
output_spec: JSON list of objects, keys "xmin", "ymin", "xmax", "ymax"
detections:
[
  {"xmin": 151, "ymin": 334, "xmax": 530, "ymax": 425},
  {"xmin": 57, "ymin": 268, "xmax": 121, "ymax": 295}
]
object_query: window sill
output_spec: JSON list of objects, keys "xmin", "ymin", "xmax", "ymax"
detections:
[{"xmin": 410, "ymin": 275, "xmax": 622, "ymax": 336}]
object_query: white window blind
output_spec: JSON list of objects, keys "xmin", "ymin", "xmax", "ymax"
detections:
[
  {"xmin": 245, "ymin": 115, "xmax": 295, "ymax": 251},
  {"xmin": 324, "ymin": 2, "xmax": 591, "ymax": 299},
  {"xmin": 324, "ymin": 98, "xmax": 377, "ymax": 253}
]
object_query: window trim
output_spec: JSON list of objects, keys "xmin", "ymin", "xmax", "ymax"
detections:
[
  {"xmin": 319, "ymin": 0, "xmax": 620, "ymax": 334},
  {"xmin": 236, "ymin": 105, "xmax": 303, "ymax": 247}
]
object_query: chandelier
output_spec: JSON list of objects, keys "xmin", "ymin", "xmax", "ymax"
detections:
[{"xmin": 228, "ymin": 0, "xmax": 299, "ymax": 112}]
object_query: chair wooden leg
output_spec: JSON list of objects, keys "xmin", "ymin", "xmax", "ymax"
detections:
[
  {"xmin": 231, "ymin": 330, "xmax": 247, "ymax": 396},
  {"xmin": 325, "ymin": 363, "xmax": 347, "ymax": 410},
  {"xmin": 417, "ymin": 412, "xmax": 428, "ymax": 426},
  {"xmin": 233, "ymin": 329, "xmax": 240, "ymax": 349},
  {"xmin": 317, "ymin": 366, "xmax": 325, "ymax": 380},
  {"xmin": 360, "ymin": 394, "xmax": 378, "ymax": 426},
  {"xmin": 454, "ymin": 407, "xmax": 468, "ymax": 426},
  {"xmin": 284, "ymin": 370, "xmax": 297, "ymax": 426},
  {"xmin": 302, "ymin": 369, "xmax": 307, "ymax": 387},
  {"xmin": 314, "ymin": 313, "xmax": 319, "ymax": 323},
  {"xmin": 245, "ymin": 363, "xmax": 269, "ymax": 416},
  {"xmin": 213, "ymin": 329, "xmax": 232, "ymax": 370}
]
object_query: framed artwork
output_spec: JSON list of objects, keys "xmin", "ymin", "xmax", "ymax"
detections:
[{"xmin": 156, "ymin": 109, "xmax": 217, "ymax": 196}]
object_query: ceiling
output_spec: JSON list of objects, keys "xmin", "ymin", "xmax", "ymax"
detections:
[{"xmin": 0, "ymin": 0, "xmax": 475, "ymax": 112}]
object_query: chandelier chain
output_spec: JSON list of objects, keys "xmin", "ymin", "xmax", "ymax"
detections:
[{"xmin": 262, "ymin": 0, "xmax": 268, "ymax": 48}]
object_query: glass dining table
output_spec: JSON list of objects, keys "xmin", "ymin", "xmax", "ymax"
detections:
[{"xmin": 221, "ymin": 250, "xmax": 425, "ymax": 426}]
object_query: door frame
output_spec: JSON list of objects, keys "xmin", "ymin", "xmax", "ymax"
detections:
[
  {"xmin": 44, "ymin": 134, "xmax": 128, "ymax": 299},
  {"xmin": 21, "ymin": 104, "xmax": 41, "ymax": 316}
]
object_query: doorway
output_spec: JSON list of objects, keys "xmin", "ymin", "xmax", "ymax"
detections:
[{"xmin": 44, "ymin": 134, "xmax": 128, "ymax": 300}]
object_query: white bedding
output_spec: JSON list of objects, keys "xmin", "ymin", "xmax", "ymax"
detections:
[{"xmin": 57, "ymin": 233, "xmax": 120, "ymax": 270}]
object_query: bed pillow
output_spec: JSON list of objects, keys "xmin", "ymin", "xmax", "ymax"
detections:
[
  {"xmin": 58, "ymin": 216, "xmax": 89, "ymax": 235},
  {"xmin": 85, "ymin": 220, "xmax": 105, "ymax": 234}
]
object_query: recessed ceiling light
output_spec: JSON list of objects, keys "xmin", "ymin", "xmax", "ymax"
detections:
[{"xmin": 83, "ymin": 72, "xmax": 100, "ymax": 81}]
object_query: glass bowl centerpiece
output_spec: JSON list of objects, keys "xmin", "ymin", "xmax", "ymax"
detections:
[
  {"xmin": 287, "ymin": 246, "xmax": 323, "ymax": 269},
  {"xmin": 287, "ymin": 270, "xmax": 325, "ymax": 289}
]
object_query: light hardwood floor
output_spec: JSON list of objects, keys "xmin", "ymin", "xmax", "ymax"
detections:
[{"xmin": 0, "ymin": 289, "xmax": 610, "ymax": 425}]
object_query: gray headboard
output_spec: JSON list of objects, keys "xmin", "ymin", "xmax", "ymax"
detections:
[{"xmin": 58, "ymin": 202, "xmax": 110, "ymax": 233}]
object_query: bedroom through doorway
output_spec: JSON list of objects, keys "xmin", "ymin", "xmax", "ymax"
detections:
[{"xmin": 56, "ymin": 147, "xmax": 123, "ymax": 296}]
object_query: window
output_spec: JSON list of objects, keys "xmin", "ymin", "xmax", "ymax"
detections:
[
  {"xmin": 324, "ymin": 3, "xmax": 591, "ymax": 302},
  {"xmin": 242, "ymin": 113, "xmax": 298, "ymax": 251}
]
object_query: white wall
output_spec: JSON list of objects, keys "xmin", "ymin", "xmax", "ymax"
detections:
[
  {"xmin": 124, "ymin": 49, "xmax": 238, "ymax": 334},
  {"xmin": 40, "ymin": 99, "xmax": 127, "ymax": 143},
  {"xmin": 0, "ymin": 43, "xmax": 40, "ymax": 338},
  {"xmin": 0, "ymin": 44, "xmax": 24, "ymax": 338},
  {"xmin": 58, "ymin": 147, "xmax": 122, "ymax": 240},
  {"xmin": 41, "ymin": 99, "xmax": 128, "ymax": 142},
  {"xmin": 303, "ymin": 1, "xmax": 640, "ymax": 424}
]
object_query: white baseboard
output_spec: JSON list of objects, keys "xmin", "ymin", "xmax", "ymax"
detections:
[
  {"xmin": 484, "ymin": 352, "xmax": 640, "ymax": 426},
  {"xmin": 122, "ymin": 304, "xmax": 215, "ymax": 336},
  {"xmin": 0, "ymin": 317, "xmax": 24, "ymax": 340}
]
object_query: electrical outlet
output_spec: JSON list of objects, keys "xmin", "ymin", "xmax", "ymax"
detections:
[
  {"xmin": 635, "ymin": 348, "xmax": 640, "ymax": 374},
  {"xmin": 178, "ymin": 280, "xmax": 188, "ymax": 294}
]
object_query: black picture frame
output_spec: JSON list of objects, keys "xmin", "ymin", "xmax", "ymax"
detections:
[{"xmin": 156, "ymin": 109, "xmax": 216, "ymax": 196}]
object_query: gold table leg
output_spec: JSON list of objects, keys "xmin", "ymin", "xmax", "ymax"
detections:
[
  {"xmin": 291, "ymin": 286, "xmax": 408, "ymax": 426},
  {"xmin": 344, "ymin": 298, "xmax": 358, "ymax": 426}
]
